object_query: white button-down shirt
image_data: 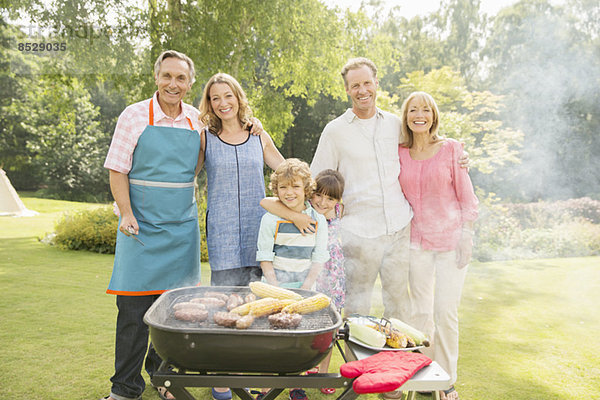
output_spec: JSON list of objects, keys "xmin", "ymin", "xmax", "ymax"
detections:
[{"xmin": 311, "ymin": 108, "xmax": 413, "ymax": 238}]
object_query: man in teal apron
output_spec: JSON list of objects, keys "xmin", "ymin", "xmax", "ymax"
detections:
[{"xmin": 101, "ymin": 50, "xmax": 201, "ymax": 400}]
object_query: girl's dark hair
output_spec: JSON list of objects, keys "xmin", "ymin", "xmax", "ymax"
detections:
[{"xmin": 314, "ymin": 169, "xmax": 345, "ymax": 201}]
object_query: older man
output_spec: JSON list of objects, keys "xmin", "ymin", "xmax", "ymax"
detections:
[
  {"xmin": 310, "ymin": 58, "xmax": 413, "ymax": 324},
  {"xmin": 101, "ymin": 50, "xmax": 201, "ymax": 400}
]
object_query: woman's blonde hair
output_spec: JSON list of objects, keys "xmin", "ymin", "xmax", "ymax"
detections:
[
  {"xmin": 198, "ymin": 73, "xmax": 252, "ymax": 136},
  {"xmin": 270, "ymin": 158, "xmax": 315, "ymax": 199},
  {"xmin": 400, "ymin": 91, "xmax": 441, "ymax": 148},
  {"xmin": 314, "ymin": 169, "xmax": 345, "ymax": 201}
]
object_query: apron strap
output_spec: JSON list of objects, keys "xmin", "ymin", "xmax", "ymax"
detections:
[
  {"xmin": 150, "ymin": 98, "xmax": 195, "ymax": 130},
  {"xmin": 129, "ymin": 178, "xmax": 194, "ymax": 188}
]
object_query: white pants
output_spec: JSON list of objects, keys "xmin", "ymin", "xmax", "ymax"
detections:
[
  {"xmin": 341, "ymin": 225, "xmax": 411, "ymax": 322},
  {"xmin": 409, "ymin": 246, "xmax": 468, "ymax": 385}
]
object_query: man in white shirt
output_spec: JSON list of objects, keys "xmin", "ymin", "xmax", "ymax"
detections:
[{"xmin": 311, "ymin": 57, "xmax": 413, "ymax": 321}]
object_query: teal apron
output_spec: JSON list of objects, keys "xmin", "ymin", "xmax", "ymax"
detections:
[{"xmin": 107, "ymin": 99, "xmax": 201, "ymax": 295}]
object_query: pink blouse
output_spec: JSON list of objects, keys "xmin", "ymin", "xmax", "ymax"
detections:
[{"xmin": 398, "ymin": 139, "xmax": 478, "ymax": 252}]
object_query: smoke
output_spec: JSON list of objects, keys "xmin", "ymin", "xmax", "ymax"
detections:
[{"xmin": 485, "ymin": 8, "xmax": 600, "ymax": 201}]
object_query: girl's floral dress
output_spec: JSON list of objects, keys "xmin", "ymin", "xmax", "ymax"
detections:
[{"xmin": 315, "ymin": 203, "xmax": 345, "ymax": 310}]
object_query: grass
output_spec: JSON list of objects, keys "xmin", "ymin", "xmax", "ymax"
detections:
[{"xmin": 1, "ymin": 196, "xmax": 598, "ymax": 399}]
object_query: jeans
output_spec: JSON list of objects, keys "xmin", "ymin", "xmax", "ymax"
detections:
[{"xmin": 110, "ymin": 294, "xmax": 163, "ymax": 400}]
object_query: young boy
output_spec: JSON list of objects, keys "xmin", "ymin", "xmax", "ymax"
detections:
[{"xmin": 256, "ymin": 158, "xmax": 329, "ymax": 289}]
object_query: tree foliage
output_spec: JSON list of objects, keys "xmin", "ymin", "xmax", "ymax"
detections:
[
  {"xmin": 9, "ymin": 73, "xmax": 109, "ymax": 201},
  {"xmin": 161, "ymin": 0, "xmax": 349, "ymax": 144},
  {"xmin": 482, "ymin": 0, "xmax": 600, "ymax": 200},
  {"xmin": 2, "ymin": 0, "xmax": 600, "ymax": 203},
  {"xmin": 397, "ymin": 67, "xmax": 523, "ymax": 178}
]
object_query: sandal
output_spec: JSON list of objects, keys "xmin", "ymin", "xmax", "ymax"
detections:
[
  {"xmin": 250, "ymin": 390, "xmax": 268, "ymax": 400},
  {"xmin": 320, "ymin": 387, "xmax": 336, "ymax": 394},
  {"xmin": 440, "ymin": 386, "xmax": 459, "ymax": 400},
  {"xmin": 154, "ymin": 385, "xmax": 176, "ymax": 400},
  {"xmin": 381, "ymin": 390, "xmax": 403, "ymax": 399}
]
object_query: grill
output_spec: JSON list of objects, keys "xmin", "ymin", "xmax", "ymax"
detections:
[
  {"xmin": 144, "ymin": 285, "xmax": 343, "ymax": 373},
  {"xmin": 145, "ymin": 286, "xmax": 451, "ymax": 400}
]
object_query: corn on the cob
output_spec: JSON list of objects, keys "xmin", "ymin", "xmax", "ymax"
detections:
[
  {"xmin": 348, "ymin": 321, "xmax": 386, "ymax": 348},
  {"xmin": 230, "ymin": 297, "xmax": 276, "ymax": 315},
  {"xmin": 371, "ymin": 325, "xmax": 409, "ymax": 348},
  {"xmin": 389, "ymin": 317, "xmax": 430, "ymax": 347},
  {"xmin": 249, "ymin": 281, "xmax": 303, "ymax": 300},
  {"xmin": 250, "ymin": 298, "xmax": 297, "ymax": 317},
  {"xmin": 281, "ymin": 293, "xmax": 330, "ymax": 314}
]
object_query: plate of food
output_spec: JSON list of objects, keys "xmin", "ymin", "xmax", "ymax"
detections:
[{"xmin": 346, "ymin": 315, "xmax": 428, "ymax": 352}]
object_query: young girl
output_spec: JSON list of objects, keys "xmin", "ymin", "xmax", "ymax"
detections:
[
  {"xmin": 309, "ymin": 170, "xmax": 345, "ymax": 312},
  {"xmin": 260, "ymin": 169, "xmax": 345, "ymax": 396}
]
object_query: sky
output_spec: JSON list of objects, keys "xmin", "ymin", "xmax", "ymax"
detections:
[{"xmin": 327, "ymin": 0, "xmax": 522, "ymax": 18}]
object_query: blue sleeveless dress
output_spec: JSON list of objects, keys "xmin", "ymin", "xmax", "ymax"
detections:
[{"xmin": 204, "ymin": 129, "xmax": 266, "ymax": 271}]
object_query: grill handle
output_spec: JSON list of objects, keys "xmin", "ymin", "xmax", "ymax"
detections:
[{"xmin": 336, "ymin": 323, "xmax": 350, "ymax": 341}]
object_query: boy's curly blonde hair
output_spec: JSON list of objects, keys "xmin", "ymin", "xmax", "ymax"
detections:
[{"xmin": 269, "ymin": 158, "xmax": 315, "ymax": 198}]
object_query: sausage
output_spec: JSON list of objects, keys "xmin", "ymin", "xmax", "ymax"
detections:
[
  {"xmin": 174, "ymin": 308, "xmax": 209, "ymax": 322},
  {"xmin": 235, "ymin": 314, "xmax": 255, "ymax": 329},
  {"xmin": 226, "ymin": 293, "xmax": 244, "ymax": 311},
  {"xmin": 172, "ymin": 302, "xmax": 206, "ymax": 312},
  {"xmin": 213, "ymin": 311, "xmax": 241, "ymax": 328},
  {"xmin": 268, "ymin": 312, "xmax": 302, "ymax": 329},
  {"xmin": 190, "ymin": 297, "xmax": 226, "ymax": 308},
  {"xmin": 204, "ymin": 292, "xmax": 230, "ymax": 302}
]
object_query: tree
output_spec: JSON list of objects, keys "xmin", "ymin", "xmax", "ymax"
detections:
[
  {"xmin": 483, "ymin": 0, "xmax": 600, "ymax": 200},
  {"xmin": 167, "ymin": 0, "xmax": 350, "ymax": 144},
  {"xmin": 431, "ymin": 0, "xmax": 487, "ymax": 84},
  {"xmin": 0, "ymin": 18, "xmax": 44, "ymax": 189},
  {"xmin": 397, "ymin": 67, "xmax": 523, "ymax": 190},
  {"xmin": 7, "ymin": 70, "xmax": 109, "ymax": 201}
]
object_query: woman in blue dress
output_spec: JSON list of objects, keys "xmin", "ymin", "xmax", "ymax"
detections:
[
  {"xmin": 198, "ymin": 72, "xmax": 284, "ymax": 400},
  {"xmin": 198, "ymin": 73, "xmax": 284, "ymax": 287}
]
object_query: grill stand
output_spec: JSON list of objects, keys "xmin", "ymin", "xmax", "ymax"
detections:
[
  {"xmin": 150, "ymin": 338, "xmax": 356, "ymax": 400},
  {"xmin": 150, "ymin": 335, "xmax": 451, "ymax": 400}
]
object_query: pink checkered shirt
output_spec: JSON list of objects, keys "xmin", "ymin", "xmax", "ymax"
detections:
[{"xmin": 104, "ymin": 92, "xmax": 202, "ymax": 174}]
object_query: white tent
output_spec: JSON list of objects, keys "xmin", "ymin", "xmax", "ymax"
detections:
[{"xmin": 0, "ymin": 168, "xmax": 38, "ymax": 217}]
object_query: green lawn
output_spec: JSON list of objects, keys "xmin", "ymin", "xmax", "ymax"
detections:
[{"xmin": 0, "ymin": 197, "xmax": 598, "ymax": 399}]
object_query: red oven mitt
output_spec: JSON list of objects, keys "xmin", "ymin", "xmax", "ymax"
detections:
[{"xmin": 340, "ymin": 351, "xmax": 432, "ymax": 394}]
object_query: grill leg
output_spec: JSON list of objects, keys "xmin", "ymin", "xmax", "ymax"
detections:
[
  {"xmin": 260, "ymin": 388, "xmax": 284, "ymax": 400},
  {"xmin": 335, "ymin": 385, "xmax": 359, "ymax": 400}
]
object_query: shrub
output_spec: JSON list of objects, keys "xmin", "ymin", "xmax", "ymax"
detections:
[
  {"xmin": 53, "ymin": 206, "xmax": 117, "ymax": 253},
  {"xmin": 474, "ymin": 196, "xmax": 600, "ymax": 261},
  {"xmin": 196, "ymin": 188, "xmax": 209, "ymax": 262}
]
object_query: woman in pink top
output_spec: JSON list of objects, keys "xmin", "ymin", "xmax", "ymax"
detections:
[{"xmin": 398, "ymin": 91, "xmax": 478, "ymax": 400}]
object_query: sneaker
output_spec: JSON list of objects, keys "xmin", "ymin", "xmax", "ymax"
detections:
[{"xmin": 289, "ymin": 388, "xmax": 308, "ymax": 400}]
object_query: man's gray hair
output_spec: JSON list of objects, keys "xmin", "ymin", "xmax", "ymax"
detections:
[{"xmin": 153, "ymin": 50, "xmax": 196, "ymax": 84}]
